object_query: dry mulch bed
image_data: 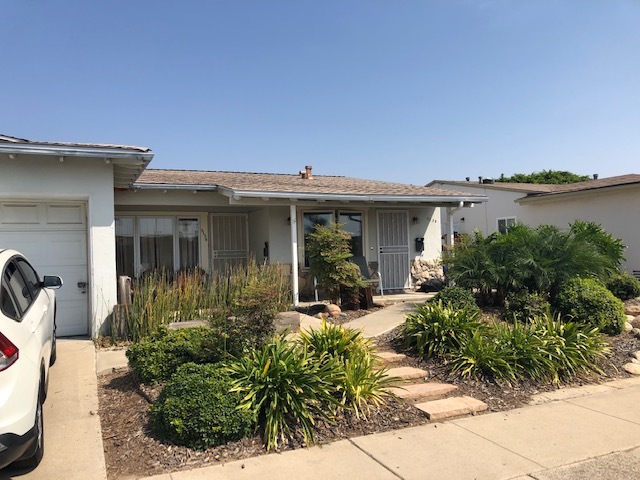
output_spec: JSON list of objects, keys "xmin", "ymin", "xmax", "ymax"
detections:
[{"xmin": 98, "ymin": 304, "xmax": 640, "ymax": 479}]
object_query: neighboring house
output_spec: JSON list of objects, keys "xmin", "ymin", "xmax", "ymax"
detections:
[
  {"xmin": 429, "ymin": 175, "xmax": 640, "ymax": 273},
  {"xmin": 0, "ymin": 134, "xmax": 486, "ymax": 338}
]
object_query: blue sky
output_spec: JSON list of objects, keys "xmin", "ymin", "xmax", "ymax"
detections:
[{"xmin": 2, "ymin": 0, "xmax": 639, "ymax": 185}]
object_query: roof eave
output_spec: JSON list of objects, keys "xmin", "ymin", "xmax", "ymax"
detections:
[
  {"xmin": 218, "ymin": 187, "xmax": 487, "ymax": 204},
  {"xmin": 0, "ymin": 142, "xmax": 153, "ymax": 162}
]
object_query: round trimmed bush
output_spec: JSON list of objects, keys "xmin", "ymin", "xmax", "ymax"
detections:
[
  {"xmin": 606, "ymin": 272, "xmax": 640, "ymax": 301},
  {"xmin": 503, "ymin": 291, "xmax": 550, "ymax": 322},
  {"xmin": 555, "ymin": 278, "xmax": 626, "ymax": 335},
  {"xmin": 430, "ymin": 286, "xmax": 478, "ymax": 312},
  {"xmin": 151, "ymin": 363, "xmax": 255, "ymax": 449}
]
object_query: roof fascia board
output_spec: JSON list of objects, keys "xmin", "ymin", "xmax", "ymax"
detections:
[
  {"xmin": 217, "ymin": 186, "xmax": 486, "ymax": 204},
  {"xmin": 0, "ymin": 143, "xmax": 153, "ymax": 162},
  {"xmin": 134, "ymin": 183, "xmax": 220, "ymax": 191}
]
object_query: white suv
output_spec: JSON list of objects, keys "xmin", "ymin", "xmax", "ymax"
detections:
[{"xmin": 0, "ymin": 249, "xmax": 61, "ymax": 470}]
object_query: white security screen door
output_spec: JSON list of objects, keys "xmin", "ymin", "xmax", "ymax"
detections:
[
  {"xmin": 377, "ymin": 211, "xmax": 410, "ymax": 290},
  {"xmin": 210, "ymin": 214, "xmax": 249, "ymax": 273}
]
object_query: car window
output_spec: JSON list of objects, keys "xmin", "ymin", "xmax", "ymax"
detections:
[
  {"xmin": 4, "ymin": 262, "xmax": 32, "ymax": 315},
  {"xmin": 0, "ymin": 281, "xmax": 19, "ymax": 320},
  {"xmin": 16, "ymin": 258, "xmax": 41, "ymax": 297}
]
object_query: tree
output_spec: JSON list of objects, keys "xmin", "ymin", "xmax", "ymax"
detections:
[
  {"xmin": 497, "ymin": 170, "xmax": 590, "ymax": 184},
  {"xmin": 306, "ymin": 222, "xmax": 365, "ymax": 305}
]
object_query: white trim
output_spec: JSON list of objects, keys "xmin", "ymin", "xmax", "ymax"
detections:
[{"xmin": 496, "ymin": 216, "xmax": 517, "ymax": 234}]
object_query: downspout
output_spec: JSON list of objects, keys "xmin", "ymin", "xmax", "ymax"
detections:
[{"xmin": 290, "ymin": 205, "xmax": 300, "ymax": 306}]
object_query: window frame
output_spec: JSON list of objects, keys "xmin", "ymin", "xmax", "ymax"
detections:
[
  {"xmin": 115, "ymin": 215, "xmax": 201, "ymax": 278},
  {"xmin": 497, "ymin": 216, "xmax": 517, "ymax": 234},
  {"xmin": 1, "ymin": 257, "xmax": 37, "ymax": 320},
  {"xmin": 300, "ymin": 209, "xmax": 366, "ymax": 269}
]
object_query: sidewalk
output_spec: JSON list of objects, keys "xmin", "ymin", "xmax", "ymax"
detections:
[{"xmin": 143, "ymin": 376, "xmax": 640, "ymax": 480}]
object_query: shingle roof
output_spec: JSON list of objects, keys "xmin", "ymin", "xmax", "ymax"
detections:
[
  {"xmin": 428, "ymin": 180, "xmax": 563, "ymax": 194},
  {"xmin": 0, "ymin": 134, "xmax": 151, "ymax": 152},
  {"xmin": 523, "ymin": 174, "xmax": 640, "ymax": 198},
  {"xmin": 137, "ymin": 169, "xmax": 485, "ymax": 199}
]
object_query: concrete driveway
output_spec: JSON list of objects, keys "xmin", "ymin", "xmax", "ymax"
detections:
[{"xmin": 1, "ymin": 339, "xmax": 106, "ymax": 480}]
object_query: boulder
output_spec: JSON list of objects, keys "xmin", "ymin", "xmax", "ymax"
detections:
[
  {"xmin": 632, "ymin": 328, "xmax": 640, "ymax": 339},
  {"xmin": 325, "ymin": 304, "xmax": 342, "ymax": 318},
  {"xmin": 623, "ymin": 363, "xmax": 640, "ymax": 375},
  {"xmin": 626, "ymin": 305, "xmax": 640, "ymax": 316},
  {"xmin": 624, "ymin": 322, "xmax": 634, "ymax": 333},
  {"xmin": 632, "ymin": 316, "xmax": 640, "ymax": 329}
]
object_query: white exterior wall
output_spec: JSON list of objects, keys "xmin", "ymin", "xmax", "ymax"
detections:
[
  {"xmin": 0, "ymin": 155, "xmax": 117, "ymax": 338},
  {"xmin": 432, "ymin": 182, "xmax": 523, "ymax": 236},
  {"xmin": 519, "ymin": 187, "xmax": 640, "ymax": 272}
]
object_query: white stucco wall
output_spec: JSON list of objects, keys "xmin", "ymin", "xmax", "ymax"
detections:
[
  {"xmin": 519, "ymin": 187, "xmax": 640, "ymax": 272},
  {"xmin": 432, "ymin": 182, "xmax": 523, "ymax": 236},
  {"xmin": 0, "ymin": 155, "xmax": 117, "ymax": 338}
]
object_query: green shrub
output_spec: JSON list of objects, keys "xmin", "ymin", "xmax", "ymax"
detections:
[
  {"xmin": 532, "ymin": 315, "xmax": 610, "ymax": 382},
  {"xmin": 403, "ymin": 301, "xmax": 485, "ymax": 359},
  {"xmin": 228, "ymin": 336, "xmax": 340, "ymax": 451},
  {"xmin": 555, "ymin": 278, "xmax": 626, "ymax": 335},
  {"xmin": 126, "ymin": 327, "xmax": 216, "ymax": 383},
  {"xmin": 299, "ymin": 320, "xmax": 398, "ymax": 419},
  {"xmin": 431, "ymin": 286, "xmax": 478, "ymax": 312},
  {"xmin": 606, "ymin": 272, "xmax": 640, "ymax": 301},
  {"xmin": 449, "ymin": 331, "xmax": 516, "ymax": 380},
  {"xmin": 503, "ymin": 291, "xmax": 550, "ymax": 322},
  {"xmin": 151, "ymin": 363, "xmax": 254, "ymax": 449},
  {"xmin": 491, "ymin": 321, "xmax": 553, "ymax": 380}
]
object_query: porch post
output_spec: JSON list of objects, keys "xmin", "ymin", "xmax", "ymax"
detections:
[
  {"xmin": 448, "ymin": 207, "xmax": 455, "ymax": 247},
  {"xmin": 290, "ymin": 204, "xmax": 300, "ymax": 306}
]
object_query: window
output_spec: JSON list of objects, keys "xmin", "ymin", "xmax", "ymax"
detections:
[
  {"xmin": 178, "ymin": 218, "xmax": 199, "ymax": 270},
  {"xmin": 0, "ymin": 282, "xmax": 19, "ymax": 320},
  {"xmin": 114, "ymin": 215, "xmax": 200, "ymax": 277},
  {"xmin": 3, "ymin": 261, "xmax": 32, "ymax": 316},
  {"xmin": 15, "ymin": 258, "xmax": 41, "ymax": 298},
  {"xmin": 116, "ymin": 217, "xmax": 135, "ymax": 279},
  {"xmin": 303, "ymin": 211, "xmax": 364, "ymax": 267},
  {"xmin": 497, "ymin": 217, "xmax": 517, "ymax": 234}
]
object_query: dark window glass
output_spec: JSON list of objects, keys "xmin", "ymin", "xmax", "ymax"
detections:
[{"xmin": 4, "ymin": 262, "xmax": 32, "ymax": 314}]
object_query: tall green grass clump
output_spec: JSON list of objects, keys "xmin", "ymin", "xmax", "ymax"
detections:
[{"xmin": 124, "ymin": 258, "xmax": 291, "ymax": 341}]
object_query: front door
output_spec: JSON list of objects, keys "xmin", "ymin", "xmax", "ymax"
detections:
[
  {"xmin": 209, "ymin": 214, "xmax": 248, "ymax": 273},
  {"xmin": 377, "ymin": 211, "xmax": 410, "ymax": 290}
]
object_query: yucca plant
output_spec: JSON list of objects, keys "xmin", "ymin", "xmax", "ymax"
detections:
[
  {"xmin": 403, "ymin": 301, "xmax": 485, "ymax": 359},
  {"xmin": 228, "ymin": 336, "xmax": 340, "ymax": 451}
]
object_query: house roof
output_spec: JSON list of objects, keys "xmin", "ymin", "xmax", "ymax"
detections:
[
  {"xmin": 427, "ymin": 179, "xmax": 563, "ymax": 194},
  {"xmin": 0, "ymin": 134, "xmax": 154, "ymax": 188},
  {"xmin": 0, "ymin": 134, "xmax": 151, "ymax": 152},
  {"xmin": 517, "ymin": 174, "xmax": 640, "ymax": 202},
  {"xmin": 136, "ymin": 169, "xmax": 487, "ymax": 205}
]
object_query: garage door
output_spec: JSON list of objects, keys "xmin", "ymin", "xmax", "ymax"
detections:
[{"xmin": 0, "ymin": 201, "xmax": 88, "ymax": 336}]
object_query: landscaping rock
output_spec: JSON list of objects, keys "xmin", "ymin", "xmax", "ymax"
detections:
[
  {"xmin": 325, "ymin": 304, "xmax": 342, "ymax": 318},
  {"xmin": 632, "ymin": 328, "xmax": 640, "ymax": 339},
  {"xmin": 623, "ymin": 363, "xmax": 640, "ymax": 375},
  {"xmin": 627, "ymin": 314, "xmax": 636, "ymax": 322},
  {"xmin": 625, "ymin": 322, "xmax": 634, "ymax": 332},
  {"xmin": 632, "ymin": 316, "xmax": 640, "ymax": 328},
  {"xmin": 626, "ymin": 305, "xmax": 640, "ymax": 316},
  {"xmin": 411, "ymin": 259, "xmax": 445, "ymax": 290},
  {"xmin": 629, "ymin": 351, "xmax": 640, "ymax": 361}
]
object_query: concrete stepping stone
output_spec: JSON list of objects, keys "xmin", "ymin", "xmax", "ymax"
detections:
[
  {"xmin": 414, "ymin": 395, "xmax": 488, "ymax": 420},
  {"xmin": 386, "ymin": 366, "xmax": 429, "ymax": 381},
  {"xmin": 376, "ymin": 351, "xmax": 407, "ymax": 365},
  {"xmin": 390, "ymin": 382, "xmax": 458, "ymax": 402}
]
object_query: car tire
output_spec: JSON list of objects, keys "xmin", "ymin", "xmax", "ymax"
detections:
[
  {"xmin": 49, "ymin": 331, "xmax": 57, "ymax": 367},
  {"xmin": 14, "ymin": 390, "xmax": 45, "ymax": 469}
]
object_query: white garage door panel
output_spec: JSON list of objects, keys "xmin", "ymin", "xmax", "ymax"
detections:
[{"xmin": 0, "ymin": 202, "xmax": 88, "ymax": 336}]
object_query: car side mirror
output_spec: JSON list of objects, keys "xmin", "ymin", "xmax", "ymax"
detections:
[{"xmin": 43, "ymin": 276, "xmax": 63, "ymax": 289}]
